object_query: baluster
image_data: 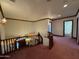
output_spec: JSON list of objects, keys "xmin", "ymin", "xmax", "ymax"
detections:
[
  {"xmin": 4, "ymin": 40, "xmax": 7, "ymax": 54},
  {"xmin": 11, "ymin": 39, "xmax": 13, "ymax": 52},
  {"xmin": 11, "ymin": 39, "xmax": 13, "ymax": 51},
  {"xmin": 7, "ymin": 40, "xmax": 10, "ymax": 52},
  {"xmin": 13, "ymin": 39, "xmax": 15, "ymax": 51},
  {"xmin": 9, "ymin": 39, "xmax": 11, "ymax": 52},
  {"xmin": 14, "ymin": 39, "xmax": 16, "ymax": 50},
  {"xmin": 1, "ymin": 40, "xmax": 5, "ymax": 54},
  {"xmin": 3, "ymin": 40, "xmax": 5, "ymax": 54},
  {"xmin": 0, "ymin": 38, "xmax": 17, "ymax": 54},
  {"xmin": 10, "ymin": 39, "xmax": 12, "ymax": 52},
  {"xmin": 12, "ymin": 39, "xmax": 15, "ymax": 51},
  {"xmin": 12, "ymin": 39, "xmax": 14, "ymax": 51},
  {"xmin": 9, "ymin": 39, "xmax": 11, "ymax": 53},
  {"xmin": 16, "ymin": 41, "xmax": 19, "ymax": 49},
  {"xmin": 6, "ymin": 40, "xmax": 7, "ymax": 53},
  {"xmin": 6, "ymin": 40, "xmax": 8, "ymax": 53}
]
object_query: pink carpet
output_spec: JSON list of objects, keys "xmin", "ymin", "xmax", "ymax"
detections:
[{"xmin": 6, "ymin": 36, "xmax": 79, "ymax": 59}]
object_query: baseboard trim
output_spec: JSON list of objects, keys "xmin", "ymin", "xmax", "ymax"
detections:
[
  {"xmin": 72, "ymin": 37, "xmax": 77, "ymax": 39},
  {"xmin": 53, "ymin": 34, "xmax": 77, "ymax": 39},
  {"xmin": 53, "ymin": 34, "xmax": 64, "ymax": 37}
]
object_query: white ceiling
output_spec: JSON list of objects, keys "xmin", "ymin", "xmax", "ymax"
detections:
[{"xmin": 0, "ymin": 0, "xmax": 79, "ymax": 21}]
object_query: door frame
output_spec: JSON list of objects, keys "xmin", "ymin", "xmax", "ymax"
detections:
[
  {"xmin": 76, "ymin": 18, "xmax": 79, "ymax": 44},
  {"xmin": 50, "ymin": 22, "xmax": 52, "ymax": 32},
  {"xmin": 76, "ymin": 18, "xmax": 78, "ymax": 39},
  {"xmin": 63, "ymin": 20, "xmax": 73, "ymax": 38}
]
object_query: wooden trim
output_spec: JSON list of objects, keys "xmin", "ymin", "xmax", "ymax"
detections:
[
  {"xmin": 63, "ymin": 20, "xmax": 73, "ymax": 38},
  {"xmin": 4, "ymin": 15, "xmax": 76, "ymax": 22},
  {"xmin": 6, "ymin": 17, "xmax": 34, "ymax": 22},
  {"xmin": 52, "ymin": 9, "xmax": 79, "ymax": 21},
  {"xmin": 73, "ymin": 37, "xmax": 77, "ymax": 39},
  {"xmin": 76, "ymin": 9, "xmax": 79, "ymax": 41},
  {"xmin": 0, "ymin": 4, "xmax": 78, "ymax": 22},
  {"xmin": 53, "ymin": 34, "xmax": 63, "ymax": 37},
  {"xmin": 77, "ymin": 18, "xmax": 78, "ymax": 39},
  {"xmin": 72, "ymin": 20, "xmax": 74, "ymax": 38},
  {"xmin": 77, "ymin": 18, "xmax": 79, "ymax": 43},
  {"xmin": 33, "ymin": 18, "xmax": 51, "ymax": 22},
  {"xmin": 75, "ymin": 9, "xmax": 79, "ymax": 16},
  {"xmin": 52, "ymin": 15, "xmax": 76, "ymax": 21},
  {"xmin": 6, "ymin": 17, "xmax": 51, "ymax": 22},
  {"xmin": 63, "ymin": 21, "xmax": 65, "ymax": 36},
  {"xmin": 50, "ymin": 21, "xmax": 52, "ymax": 32},
  {"xmin": 0, "ymin": 4, "xmax": 5, "ymax": 18},
  {"xmin": 6, "ymin": 15, "xmax": 75, "ymax": 22},
  {"xmin": 0, "ymin": 3, "xmax": 78, "ymax": 22},
  {"xmin": 4, "ymin": 9, "xmax": 79, "ymax": 22}
]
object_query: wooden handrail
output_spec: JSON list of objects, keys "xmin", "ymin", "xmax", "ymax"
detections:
[
  {"xmin": 0, "ymin": 35, "xmax": 42, "ymax": 55},
  {"xmin": 0, "ymin": 35, "xmax": 29, "ymax": 55},
  {"xmin": 0, "ymin": 38, "xmax": 16, "ymax": 55}
]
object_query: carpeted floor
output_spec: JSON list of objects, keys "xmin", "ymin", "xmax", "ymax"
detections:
[{"xmin": 6, "ymin": 36, "xmax": 79, "ymax": 59}]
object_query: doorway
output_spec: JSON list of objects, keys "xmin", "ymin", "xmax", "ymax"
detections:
[
  {"xmin": 48, "ymin": 21, "xmax": 52, "ymax": 32},
  {"xmin": 63, "ymin": 20, "xmax": 73, "ymax": 38}
]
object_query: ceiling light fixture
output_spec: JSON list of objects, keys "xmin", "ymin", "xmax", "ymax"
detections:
[
  {"xmin": 58, "ymin": 14, "xmax": 61, "ymax": 17},
  {"xmin": 64, "ymin": 4, "xmax": 68, "ymax": 8},
  {"xmin": 0, "ymin": 18, "xmax": 7, "ymax": 24},
  {"xmin": 63, "ymin": 0, "xmax": 69, "ymax": 8}
]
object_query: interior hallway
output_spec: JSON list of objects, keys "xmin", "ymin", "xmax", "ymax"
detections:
[{"xmin": 6, "ymin": 36, "xmax": 79, "ymax": 59}]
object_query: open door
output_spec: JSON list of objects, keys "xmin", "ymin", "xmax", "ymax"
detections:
[{"xmin": 63, "ymin": 20, "xmax": 73, "ymax": 38}]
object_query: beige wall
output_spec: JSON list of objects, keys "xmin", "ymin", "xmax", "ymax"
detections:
[
  {"xmin": 52, "ymin": 20, "xmax": 63, "ymax": 36},
  {"xmin": 0, "ymin": 24, "xmax": 5, "ymax": 40},
  {"xmin": 52, "ymin": 17, "xmax": 77, "ymax": 37},
  {"xmin": 0, "ymin": 10, "xmax": 5, "ymax": 40},
  {"xmin": 4, "ymin": 19, "xmax": 48, "ymax": 39},
  {"xmin": 34, "ymin": 20, "xmax": 49, "ymax": 46},
  {"xmin": 1, "ymin": 16, "xmax": 77, "ymax": 39},
  {"xmin": 4, "ymin": 19, "xmax": 34, "ymax": 39},
  {"xmin": 34, "ymin": 19, "xmax": 48, "ymax": 36},
  {"xmin": 5, "ymin": 17, "xmax": 77, "ymax": 39}
]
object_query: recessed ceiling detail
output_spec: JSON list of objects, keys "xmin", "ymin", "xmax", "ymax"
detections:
[{"xmin": 0, "ymin": 0, "xmax": 79, "ymax": 21}]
